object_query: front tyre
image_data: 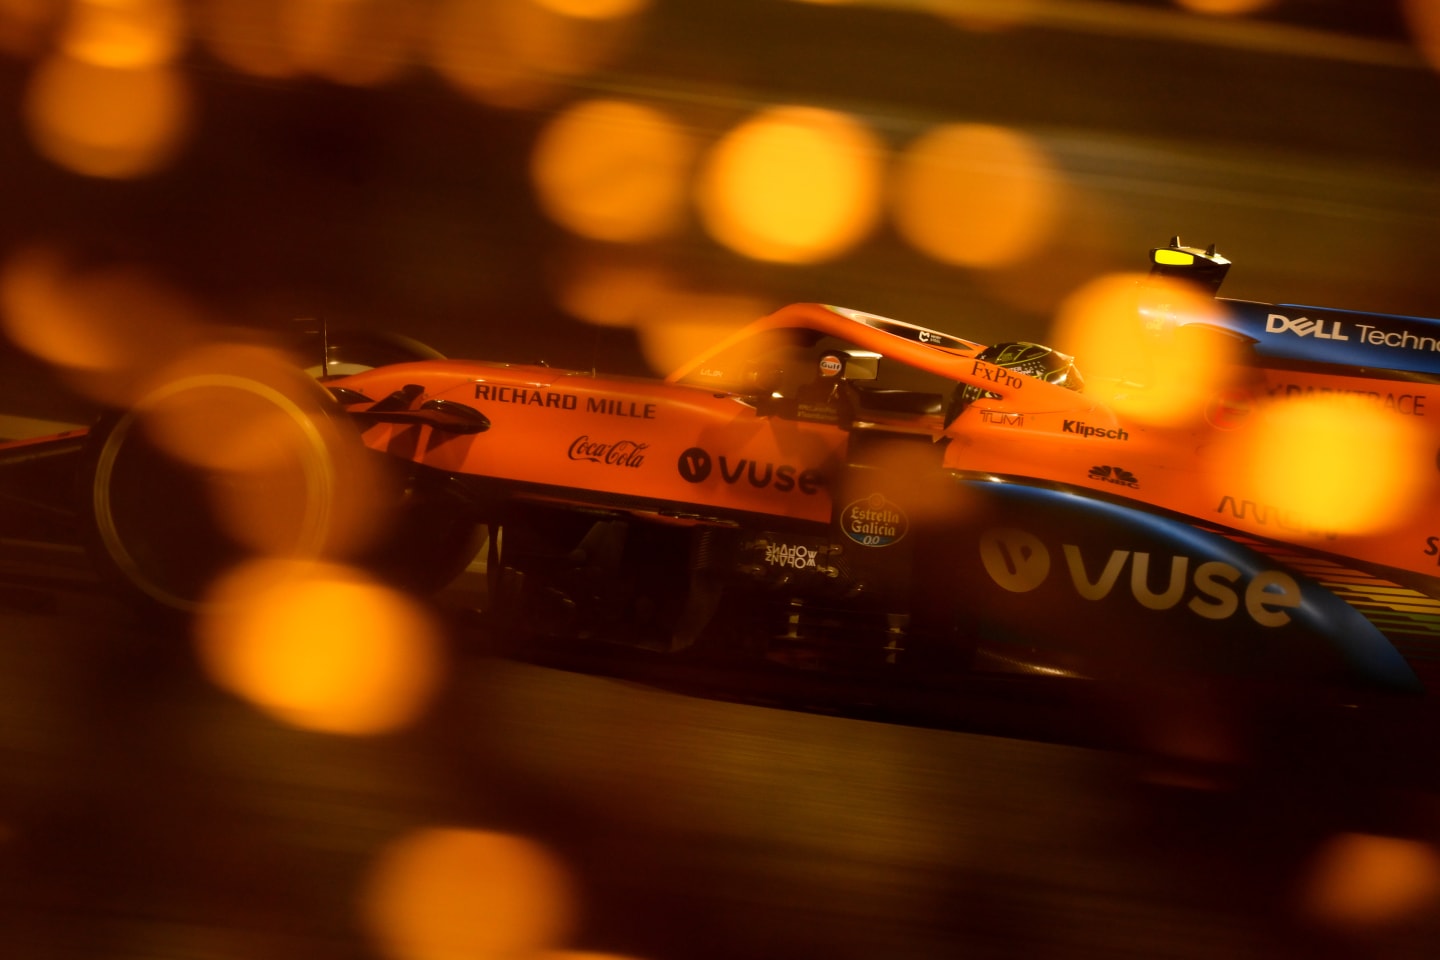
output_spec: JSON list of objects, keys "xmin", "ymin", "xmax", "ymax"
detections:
[{"xmin": 85, "ymin": 345, "xmax": 386, "ymax": 614}]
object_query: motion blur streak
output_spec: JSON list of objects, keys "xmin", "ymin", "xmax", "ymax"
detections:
[
  {"xmin": 60, "ymin": 0, "xmax": 186, "ymax": 69},
  {"xmin": 1172, "ymin": 0, "xmax": 1272, "ymax": 15},
  {"xmin": 1403, "ymin": 0, "xmax": 1440, "ymax": 72},
  {"xmin": 532, "ymin": 0, "xmax": 650, "ymax": 20},
  {"xmin": 890, "ymin": 124, "xmax": 1061, "ymax": 270},
  {"xmin": 426, "ymin": 0, "xmax": 636, "ymax": 109},
  {"xmin": 1213, "ymin": 395, "xmax": 1426, "ymax": 536},
  {"xmin": 362, "ymin": 827, "xmax": 576, "ymax": 960},
  {"xmin": 198, "ymin": 559, "xmax": 444, "ymax": 735},
  {"xmin": 284, "ymin": 0, "xmax": 417, "ymax": 87},
  {"xmin": 636, "ymin": 292, "xmax": 771, "ymax": 374},
  {"xmin": 532, "ymin": 99, "xmax": 695, "ymax": 243},
  {"xmin": 1050, "ymin": 273, "xmax": 1238, "ymax": 426},
  {"xmin": 1298, "ymin": 833, "xmax": 1440, "ymax": 928},
  {"xmin": 197, "ymin": 0, "xmax": 300, "ymax": 78},
  {"xmin": 23, "ymin": 53, "xmax": 189, "ymax": 178},
  {"xmin": 554, "ymin": 250, "xmax": 675, "ymax": 328},
  {"xmin": 868, "ymin": 0, "xmax": 1421, "ymax": 67},
  {"xmin": 697, "ymin": 106, "xmax": 883, "ymax": 264},
  {"xmin": 0, "ymin": 248, "xmax": 203, "ymax": 404},
  {"xmin": 0, "ymin": 0, "xmax": 62, "ymax": 58}
]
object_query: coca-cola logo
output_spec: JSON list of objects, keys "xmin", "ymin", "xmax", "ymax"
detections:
[{"xmin": 568, "ymin": 436, "xmax": 648, "ymax": 467}]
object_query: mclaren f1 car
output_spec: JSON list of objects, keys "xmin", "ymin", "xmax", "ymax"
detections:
[{"xmin": 3, "ymin": 241, "xmax": 1439, "ymax": 709}]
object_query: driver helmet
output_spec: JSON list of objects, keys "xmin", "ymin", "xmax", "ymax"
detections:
[{"xmin": 951, "ymin": 341, "xmax": 1084, "ymax": 418}]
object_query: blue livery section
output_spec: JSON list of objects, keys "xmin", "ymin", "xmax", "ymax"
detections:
[
  {"xmin": 1213, "ymin": 299, "xmax": 1440, "ymax": 377},
  {"xmin": 954, "ymin": 480, "xmax": 1423, "ymax": 695}
]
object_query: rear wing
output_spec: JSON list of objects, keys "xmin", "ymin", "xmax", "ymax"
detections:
[{"xmin": 1148, "ymin": 237, "xmax": 1440, "ymax": 378}]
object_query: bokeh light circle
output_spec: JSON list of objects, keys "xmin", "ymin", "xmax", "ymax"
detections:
[
  {"xmin": 198, "ymin": 559, "xmax": 444, "ymax": 735},
  {"xmin": 61, "ymin": 0, "xmax": 187, "ymax": 69},
  {"xmin": 532, "ymin": 99, "xmax": 695, "ymax": 243},
  {"xmin": 24, "ymin": 54, "xmax": 189, "ymax": 178},
  {"xmin": 1051, "ymin": 273, "xmax": 1240, "ymax": 425},
  {"xmin": 1209, "ymin": 394, "xmax": 1428, "ymax": 536},
  {"xmin": 696, "ymin": 106, "xmax": 883, "ymax": 264},
  {"xmin": 363, "ymin": 827, "xmax": 576, "ymax": 960},
  {"xmin": 891, "ymin": 123, "xmax": 1061, "ymax": 269},
  {"xmin": 1299, "ymin": 832, "xmax": 1440, "ymax": 928}
]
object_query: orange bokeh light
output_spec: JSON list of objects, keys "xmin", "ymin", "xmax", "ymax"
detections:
[
  {"xmin": 24, "ymin": 53, "xmax": 190, "ymax": 178},
  {"xmin": 0, "ymin": 247, "xmax": 205, "ymax": 403},
  {"xmin": 553, "ymin": 249, "xmax": 675, "ymax": 328},
  {"xmin": 427, "ymin": 0, "xmax": 632, "ymax": 109},
  {"xmin": 284, "ymin": 0, "xmax": 417, "ymax": 87},
  {"xmin": 1207, "ymin": 393, "xmax": 1428, "ymax": 536},
  {"xmin": 1299, "ymin": 832, "xmax": 1440, "ymax": 928},
  {"xmin": 890, "ymin": 123, "xmax": 1061, "ymax": 270},
  {"xmin": 532, "ymin": 99, "xmax": 695, "ymax": 243},
  {"xmin": 196, "ymin": 0, "xmax": 298, "ymax": 79},
  {"xmin": 696, "ymin": 106, "xmax": 884, "ymax": 264},
  {"xmin": 199, "ymin": 0, "xmax": 415, "ymax": 84},
  {"xmin": 636, "ymin": 291, "xmax": 771, "ymax": 374},
  {"xmin": 197, "ymin": 560, "xmax": 444, "ymax": 735},
  {"xmin": 1051, "ymin": 273, "xmax": 1241, "ymax": 425},
  {"xmin": 60, "ymin": 0, "xmax": 186, "ymax": 69},
  {"xmin": 363, "ymin": 827, "xmax": 576, "ymax": 960}
]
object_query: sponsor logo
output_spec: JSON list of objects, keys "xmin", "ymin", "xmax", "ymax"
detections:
[
  {"xmin": 1355, "ymin": 324, "xmax": 1440, "ymax": 353},
  {"xmin": 1206, "ymin": 389, "xmax": 1253, "ymax": 430},
  {"xmin": 971, "ymin": 360, "xmax": 1025, "ymax": 390},
  {"xmin": 1269, "ymin": 312, "xmax": 1440, "ymax": 354},
  {"xmin": 765, "ymin": 543, "xmax": 819, "ymax": 570},
  {"xmin": 1216, "ymin": 496, "xmax": 1336, "ymax": 539},
  {"xmin": 1088, "ymin": 465, "xmax": 1138, "ymax": 488},
  {"xmin": 840, "ymin": 494, "xmax": 908, "ymax": 547},
  {"xmin": 586, "ymin": 397, "xmax": 657, "ymax": 419},
  {"xmin": 677, "ymin": 447, "xmax": 711, "ymax": 483},
  {"xmin": 980, "ymin": 410, "xmax": 1024, "ymax": 427},
  {"xmin": 568, "ymin": 436, "xmax": 647, "ymax": 467},
  {"xmin": 1266, "ymin": 313, "xmax": 1349, "ymax": 340},
  {"xmin": 1265, "ymin": 383, "xmax": 1426, "ymax": 416},
  {"xmin": 819, "ymin": 355, "xmax": 844, "ymax": 377},
  {"xmin": 676, "ymin": 446, "xmax": 824, "ymax": 494},
  {"xmin": 1063, "ymin": 420, "xmax": 1129, "ymax": 441},
  {"xmin": 978, "ymin": 528, "xmax": 1302, "ymax": 627},
  {"xmin": 474, "ymin": 383, "xmax": 578, "ymax": 409},
  {"xmin": 918, "ymin": 330, "xmax": 945, "ymax": 344},
  {"xmin": 1424, "ymin": 537, "xmax": 1440, "ymax": 566}
]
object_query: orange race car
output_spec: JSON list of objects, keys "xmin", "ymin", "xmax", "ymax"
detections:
[{"xmin": 3, "ymin": 241, "xmax": 1437, "ymax": 708}]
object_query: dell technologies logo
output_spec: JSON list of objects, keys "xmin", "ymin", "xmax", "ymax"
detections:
[{"xmin": 1266, "ymin": 313, "xmax": 1348, "ymax": 341}]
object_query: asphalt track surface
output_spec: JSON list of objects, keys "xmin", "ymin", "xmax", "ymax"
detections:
[{"xmin": 2, "ymin": 544, "xmax": 1440, "ymax": 960}]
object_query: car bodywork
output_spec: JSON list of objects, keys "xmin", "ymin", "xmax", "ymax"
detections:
[{"xmin": 3, "ymin": 242, "xmax": 1438, "ymax": 705}]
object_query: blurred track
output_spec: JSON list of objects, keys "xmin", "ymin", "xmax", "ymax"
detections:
[{"xmin": 3, "ymin": 562, "xmax": 1440, "ymax": 959}]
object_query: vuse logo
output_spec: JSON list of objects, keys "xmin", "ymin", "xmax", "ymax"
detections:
[{"xmin": 978, "ymin": 528, "xmax": 1302, "ymax": 627}]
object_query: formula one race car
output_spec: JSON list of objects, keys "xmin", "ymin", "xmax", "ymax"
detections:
[{"xmin": 3, "ymin": 241, "xmax": 1438, "ymax": 712}]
